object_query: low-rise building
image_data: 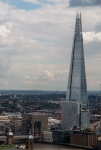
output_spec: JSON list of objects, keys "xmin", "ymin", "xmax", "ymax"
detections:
[
  {"xmin": 1, "ymin": 112, "xmax": 21, "ymax": 118},
  {"xmin": 11, "ymin": 117, "xmax": 22, "ymax": 135},
  {"xmin": 52, "ymin": 129, "xmax": 71, "ymax": 144},
  {"xmin": 90, "ymin": 115, "xmax": 100, "ymax": 123},
  {"xmin": 70, "ymin": 132, "xmax": 98, "ymax": 148},
  {"xmin": 48, "ymin": 117, "xmax": 61, "ymax": 129},
  {"xmin": 0, "ymin": 116, "xmax": 10, "ymax": 123},
  {"xmin": 43, "ymin": 131, "xmax": 53, "ymax": 143}
]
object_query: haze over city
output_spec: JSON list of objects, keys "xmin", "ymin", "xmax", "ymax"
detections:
[{"xmin": 0, "ymin": 0, "xmax": 101, "ymax": 90}]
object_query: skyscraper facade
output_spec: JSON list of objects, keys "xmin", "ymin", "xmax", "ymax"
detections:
[
  {"xmin": 66, "ymin": 13, "xmax": 88, "ymax": 109},
  {"xmin": 61, "ymin": 101, "xmax": 81, "ymax": 128}
]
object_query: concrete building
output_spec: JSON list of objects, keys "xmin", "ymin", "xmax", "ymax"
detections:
[
  {"xmin": 0, "ymin": 114, "xmax": 23, "ymax": 135},
  {"xmin": 48, "ymin": 117, "xmax": 61, "ymax": 129},
  {"xmin": 52, "ymin": 129, "xmax": 71, "ymax": 144},
  {"xmin": 81, "ymin": 110, "xmax": 90, "ymax": 128},
  {"xmin": 61, "ymin": 101, "xmax": 81, "ymax": 128},
  {"xmin": 1, "ymin": 112, "xmax": 21, "ymax": 118},
  {"xmin": 0, "ymin": 116, "xmax": 10, "ymax": 123},
  {"xmin": 21, "ymin": 113, "xmax": 48, "ymax": 136},
  {"xmin": 43, "ymin": 131, "xmax": 53, "ymax": 143},
  {"xmin": 11, "ymin": 117, "xmax": 22, "ymax": 134},
  {"xmin": 0, "ymin": 122, "xmax": 4, "ymax": 133},
  {"xmin": 90, "ymin": 115, "xmax": 100, "ymax": 123}
]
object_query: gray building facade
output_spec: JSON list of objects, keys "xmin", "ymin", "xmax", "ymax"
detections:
[
  {"xmin": 81, "ymin": 110, "xmax": 90, "ymax": 129},
  {"xmin": 66, "ymin": 12, "xmax": 88, "ymax": 109},
  {"xmin": 61, "ymin": 101, "xmax": 81, "ymax": 129}
]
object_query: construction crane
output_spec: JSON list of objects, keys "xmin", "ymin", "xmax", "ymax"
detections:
[
  {"xmin": 34, "ymin": 96, "xmax": 38, "ymax": 113},
  {"xmin": 56, "ymin": 90, "xmax": 61, "ymax": 120},
  {"xmin": 36, "ymin": 96, "xmax": 38, "ymax": 108}
]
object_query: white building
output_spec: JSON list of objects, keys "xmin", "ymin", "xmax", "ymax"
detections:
[{"xmin": 48, "ymin": 117, "xmax": 61, "ymax": 129}]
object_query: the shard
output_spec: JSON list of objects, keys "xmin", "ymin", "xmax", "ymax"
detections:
[{"xmin": 66, "ymin": 12, "xmax": 88, "ymax": 109}]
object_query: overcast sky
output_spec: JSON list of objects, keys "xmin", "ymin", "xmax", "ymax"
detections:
[{"xmin": 0, "ymin": 0, "xmax": 101, "ymax": 91}]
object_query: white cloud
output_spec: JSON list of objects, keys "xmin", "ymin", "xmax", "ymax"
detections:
[
  {"xmin": 83, "ymin": 31, "xmax": 101, "ymax": 43},
  {"xmin": 22, "ymin": 0, "xmax": 39, "ymax": 4},
  {"xmin": 0, "ymin": 25, "xmax": 11, "ymax": 37},
  {"xmin": 44, "ymin": 70, "xmax": 55, "ymax": 80},
  {"xmin": 6, "ymin": 21, "xmax": 14, "ymax": 29},
  {"xmin": 25, "ymin": 76, "xmax": 29, "ymax": 79},
  {"xmin": 23, "ymin": 0, "xmax": 69, "ymax": 5},
  {"xmin": 2, "ymin": 80, "xmax": 9, "ymax": 86},
  {"xmin": 24, "ymin": 81, "xmax": 33, "ymax": 85},
  {"xmin": 18, "ymin": 36, "xmax": 24, "ymax": 41},
  {"xmin": 0, "ymin": 1, "xmax": 100, "ymax": 90}
]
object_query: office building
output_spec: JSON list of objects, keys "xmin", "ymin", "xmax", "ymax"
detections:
[
  {"xmin": 61, "ymin": 13, "xmax": 90, "ymax": 129},
  {"xmin": 81, "ymin": 110, "xmax": 90, "ymax": 128},
  {"xmin": 66, "ymin": 12, "xmax": 88, "ymax": 109},
  {"xmin": 61, "ymin": 101, "xmax": 81, "ymax": 128}
]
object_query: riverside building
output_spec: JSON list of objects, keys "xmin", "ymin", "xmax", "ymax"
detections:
[{"xmin": 62, "ymin": 12, "xmax": 90, "ymax": 129}]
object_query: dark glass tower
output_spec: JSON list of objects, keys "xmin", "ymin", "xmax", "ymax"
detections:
[{"xmin": 66, "ymin": 12, "xmax": 88, "ymax": 109}]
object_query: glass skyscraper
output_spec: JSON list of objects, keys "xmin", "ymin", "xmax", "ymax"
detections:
[{"xmin": 66, "ymin": 13, "xmax": 88, "ymax": 109}]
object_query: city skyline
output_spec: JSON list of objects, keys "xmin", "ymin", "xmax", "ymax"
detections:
[{"xmin": 0, "ymin": 0, "xmax": 101, "ymax": 90}]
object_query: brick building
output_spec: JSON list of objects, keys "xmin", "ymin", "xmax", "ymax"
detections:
[{"xmin": 70, "ymin": 132, "xmax": 98, "ymax": 148}]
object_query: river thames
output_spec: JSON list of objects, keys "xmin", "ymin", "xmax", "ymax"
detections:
[{"xmin": 34, "ymin": 143, "xmax": 83, "ymax": 150}]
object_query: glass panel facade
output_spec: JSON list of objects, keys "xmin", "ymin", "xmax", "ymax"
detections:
[
  {"xmin": 61, "ymin": 101, "xmax": 81, "ymax": 128},
  {"xmin": 66, "ymin": 13, "xmax": 88, "ymax": 109}
]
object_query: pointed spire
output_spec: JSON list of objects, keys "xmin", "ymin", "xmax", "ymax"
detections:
[
  {"xmin": 76, "ymin": 12, "xmax": 79, "ymax": 19},
  {"xmin": 75, "ymin": 12, "xmax": 82, "ymax": 34},
  {"xmin": 76, "ymin": 12, "xmax": 81, "ymax": 19},
  {"xmin": 80, "ymin": 12, "xmax": 82, "ymax": 32},
  {"xmin": 80, "ymin": 12, "xmax": 81, "ymax": 19}
]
